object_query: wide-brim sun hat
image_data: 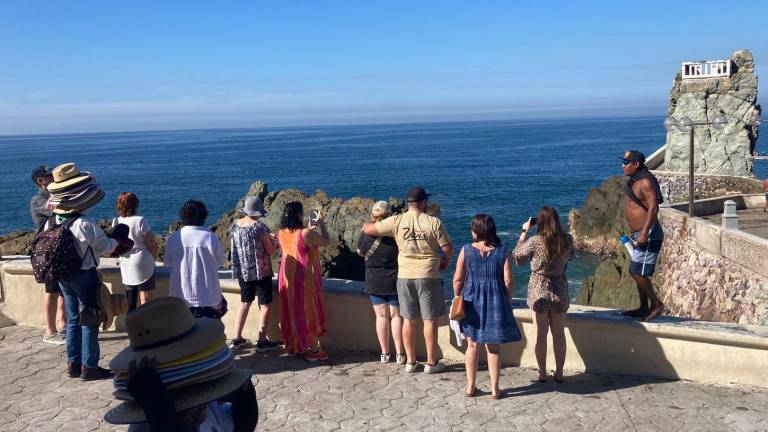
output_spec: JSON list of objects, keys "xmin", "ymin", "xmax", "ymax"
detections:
[
  {"xmin": 108, "ymin": 297, "xmax": 225, "ymax": 371},
  {"xmin": 241, "ymin": 196, "xmax": 268, "ymax": 217},
  {"xmin": 52, "ymin": 189, "xmax": 105, "ymax": 215},
  {"xmin": 47, "ymin": 163, "xmax": 93, "ymax": 192},
  {"xmin": 104, "ymin": 368, "xmax": 253, "ymax": 425}
]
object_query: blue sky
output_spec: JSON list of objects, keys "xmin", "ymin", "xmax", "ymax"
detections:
[{"xmin": 0, "ymin": 1, "xmax": 766, "ymax": 134}]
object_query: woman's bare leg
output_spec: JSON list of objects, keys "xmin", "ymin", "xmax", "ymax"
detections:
[
  {"xmin": 389, "ymin": 305, "xmax": 404, "ymax": 356},
  {"xmin": 549, "ymin": 311, "xmax": 567, "ymax": 380},
  {"xmin": 532, "ymin": 310, "xmax": 550, "ymax": 380},
  {"xmin": 464, "ymin": 337, "xmax": 479, "ymax": 394},
  {"xmin": 486, "ymin": 343, "xmax": 501, "ymax": 396}
]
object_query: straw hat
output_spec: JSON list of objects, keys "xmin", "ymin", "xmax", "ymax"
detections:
[
  {"xmin": 47, "ymin": 163, "xmax": 93, "ymax": 192},
  {"xmin": 108, "ymin": 297, "xmax": 224, "ymax": 371},
  {"xmin": 105, "ymin": 368, "xmax": 252, "ymax": 424},
  {"xmin": 105, "ymin": 297, "xmax": 252, "ymax": 425},
  {"xmin": 52, "ymin": 188, "xmax": 105, "ymax": 214}
]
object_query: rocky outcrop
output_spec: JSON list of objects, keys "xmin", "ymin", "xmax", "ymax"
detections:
[
  {"xmin": 574, "ymin": 249, "xmax": 642, "ymax": 310},
  {"xmin": 568, "ymin": 176, "xmax": 629, "ymax": 256},
  {"xmin": 209, "ymin": 181, "xmax": 438, "ymax": 281},
  {"xmin": 664, "ymin": 49, "xmax": 761, "ymax": 176}
]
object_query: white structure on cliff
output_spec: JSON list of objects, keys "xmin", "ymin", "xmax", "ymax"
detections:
[{"xmin": 681, "ymin": 59, "xmax": 732, "ymax": 79}]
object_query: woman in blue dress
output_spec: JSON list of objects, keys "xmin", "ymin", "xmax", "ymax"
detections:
[{"xmin": 452, "ymin": 214, "xmax": 520, "ymax": 399}]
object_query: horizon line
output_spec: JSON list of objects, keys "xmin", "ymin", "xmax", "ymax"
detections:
[{"xmin": 0, "ymin": 112, "xmax": 669, "ymax": 139}]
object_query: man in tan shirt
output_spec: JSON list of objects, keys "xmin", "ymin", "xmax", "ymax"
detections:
[{"xmin": 363, "ymin": 187, "xmax": 454, "ymax": 373}]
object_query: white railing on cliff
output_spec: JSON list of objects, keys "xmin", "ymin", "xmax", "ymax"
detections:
[{"xmin": 681, "ymin": 60, "xmax": 731, "ymax": 79}]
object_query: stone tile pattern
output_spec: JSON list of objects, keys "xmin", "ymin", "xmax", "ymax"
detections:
[
  {"xmin": 1, "ymin": 325, "xmax": 767, "ymax": 431},
  {"xmin": 656, "ymin": 211, "xmax": 768, "ymax": 326}
]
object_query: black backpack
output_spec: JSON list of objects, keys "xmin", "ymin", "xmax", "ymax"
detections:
[{"xmin": 29, "ymin": 215, "xmax": 88, "ymax": 284}]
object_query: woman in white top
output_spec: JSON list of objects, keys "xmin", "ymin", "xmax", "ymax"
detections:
[
  {"xmin": 164, "ymin": 199, "xmax": 227, "ymax": 318},
  {"xmin": 115, "ymin": 192, "xmax": 158, "ymax": 313}
]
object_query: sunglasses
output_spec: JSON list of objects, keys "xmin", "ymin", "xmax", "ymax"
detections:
[{"xmin": 621, "ymin": 160, "xmax": 636, "ymax": 166}]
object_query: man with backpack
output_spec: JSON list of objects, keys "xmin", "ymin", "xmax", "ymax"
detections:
[
  {"xmin": 30, "ymin": 165, "xmax": 68, "ymax": 345},
  {"xmin": 35, "ymin": 163, "xmax": 121, "ymax": 380}
]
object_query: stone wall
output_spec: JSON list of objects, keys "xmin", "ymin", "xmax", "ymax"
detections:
[
  {"xmin": 656, "ymin": 171, "xmax": 764, "ymax": 204},
  {"xmin": 664, "ymin": 49, "xmax": 761, "ymax": 176},
  {"xmin": 654, "ymin": 208, "xmax": 768, "ymax": 326}
]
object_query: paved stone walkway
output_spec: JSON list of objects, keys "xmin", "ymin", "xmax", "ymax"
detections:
[{"xmin": 1, "ymin": 324, "xmax": 767, "ymax": 431}]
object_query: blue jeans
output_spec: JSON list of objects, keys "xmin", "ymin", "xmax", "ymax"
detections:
[{"xmin": 59, "ymin": 269, "xmax": 101, "ymax": 368}]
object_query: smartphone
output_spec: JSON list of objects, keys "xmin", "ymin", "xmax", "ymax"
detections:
[
  {"xmin": 310, "ymin": 210, "xmax": 320, "ymax": 226},
  {"xmin": 530, "ymin": 217, "xmax": 537, "ymax": 225}
]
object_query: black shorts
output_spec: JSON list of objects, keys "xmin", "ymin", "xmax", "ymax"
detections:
[
  {"xmin": 238, "ymin": 276, "xmax": 273, "ymax": 305},
  {"xmin": 125, "ymin": 275, "xmax": 156, "ymax": 292},
  {"xmin": 44, "ymin": 281, "xmax": 62, "ymax": 294}
]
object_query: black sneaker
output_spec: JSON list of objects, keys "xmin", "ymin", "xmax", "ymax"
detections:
[
  {"xmin": 255, "ymin": 339, "xmax": 280, "ymax": 353},
  {"xmin": 229, "ymin": 338, "xmax": 249, "ymax": 352},
  {"xmin": 81, "ymin": 366, "xmax": 114, "ymax": 381},
  {"xmin": 66, "ymin": 362, "xmax": 81, "ymax": 378}
]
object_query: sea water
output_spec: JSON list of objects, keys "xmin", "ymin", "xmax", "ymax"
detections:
[{"xmin": 2, "ymin": 117, "xmax": 763, "ymax": 299}]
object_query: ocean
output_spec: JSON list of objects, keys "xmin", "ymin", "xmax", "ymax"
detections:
[{"xmin": 2, "ymin": 117, "xmax": 764, "ymax": 299}]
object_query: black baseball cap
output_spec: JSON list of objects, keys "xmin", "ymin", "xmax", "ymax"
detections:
[
  {"xmin": 31, "ymin": 165, "xmax": 52, "ymax": 182},
  {"xmin": 620, "ymin": 150, "xmax": 645, "ymax": 164},
  {"xmin": 406, "ymin": 186, "xmax": 431, "ymax": 203}
]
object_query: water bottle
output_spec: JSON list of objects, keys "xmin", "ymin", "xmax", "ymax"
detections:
[{"xmin": 619, "ymin": 235, "xmax": 635, "ymax": 254}]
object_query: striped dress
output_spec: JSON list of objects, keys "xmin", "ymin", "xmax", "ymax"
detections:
[
  {"xmin": 459, "ymin": 244, "xmax": 521, "ymax": 344},
  {"xmin": 277, "ymin": 229, "xmax": 327, "ymax": 354}
]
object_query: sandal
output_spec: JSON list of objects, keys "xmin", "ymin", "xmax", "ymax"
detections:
[{"xmin": 643, "ymin": 305, "xmax": 668, "ymax": 322}]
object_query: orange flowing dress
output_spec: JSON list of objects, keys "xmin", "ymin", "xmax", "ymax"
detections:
[{"xmin": 277, "ymin": 229, "xmax": 327, "ymax": 354}]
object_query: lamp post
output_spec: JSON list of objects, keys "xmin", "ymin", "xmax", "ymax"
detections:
[{"xmin": 663, "ymin": 114, "xmax": 728, "ymax": 217}]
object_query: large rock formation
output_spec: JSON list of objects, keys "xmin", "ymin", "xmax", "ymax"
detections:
[
  {"xmin": 664, "ymin": 49, "xmax": 761, "ymax": 176},
  {"xmin": 209, "ymin": 181, "xmax": 439, "ymax": 281}
]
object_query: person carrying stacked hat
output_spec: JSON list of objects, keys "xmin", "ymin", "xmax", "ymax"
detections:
[
  {"xmin": 105, "ymin": 297, "xmax": 257, "ymax": 432},
  {"xmin": 44, "ymin": 163, "xmax": 122, "ymax": 380}
]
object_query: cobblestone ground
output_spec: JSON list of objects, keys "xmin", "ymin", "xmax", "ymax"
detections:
[{"xmin": 1, "ymin": 324, "xmax": 767, "ymax": 431}]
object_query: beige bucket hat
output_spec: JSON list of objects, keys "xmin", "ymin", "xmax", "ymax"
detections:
[
  {"xmin": 47, "ymin": 163, "xmax": 93, "ymax": 192},
  {"xmin": 108, "ymin": 297, "xmax": 224, "ymax": 371}
]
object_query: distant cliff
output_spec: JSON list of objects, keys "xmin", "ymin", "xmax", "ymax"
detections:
[{"xmin": 664, "ymin": 49, "xmax": 761, "ymax": 176}]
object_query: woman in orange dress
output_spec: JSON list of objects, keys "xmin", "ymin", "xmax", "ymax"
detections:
[{"xmin": 277, "ymin": 201, "xmax": 331, "ymax": 361}]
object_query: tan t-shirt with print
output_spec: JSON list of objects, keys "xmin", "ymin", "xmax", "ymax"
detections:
[{"xmin": 374, "ymin": 210, "xmax": 451, "ymax": 279}]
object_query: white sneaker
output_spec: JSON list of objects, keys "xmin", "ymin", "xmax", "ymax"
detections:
[
  {"xmin": 43, "ymin": 332, "xmax": 65, "ymax": 345},
  {"xmin": 424, "ymin": 361, "xmax": 446, "ymax": 374},
  {"xmin": 404, "ymin": 362, "xmax": 419, "ymax": 373},
  {"xmin": 395, "ymin": 353, "xmax": 407, "ymax": 365},
  {"xmin": 380, "ymin": 353, "xmax": 391, "ymax": 364}
]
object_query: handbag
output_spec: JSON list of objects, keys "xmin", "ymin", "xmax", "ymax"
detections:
[
  {"xmin": 449, "ymin": 245, "xmax": 471, "ymax": 321},
  {"xmin": 449, "ymin": 295, "xmax": 465, "ymax": 321}
]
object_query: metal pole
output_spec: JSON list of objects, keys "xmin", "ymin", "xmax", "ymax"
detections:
[{"xmin": 688, "ymin": 128, "xmax": 695, "ymax": 217}]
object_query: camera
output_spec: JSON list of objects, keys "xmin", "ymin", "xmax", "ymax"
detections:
[{"xmin": 530, "ymin": 217, "xmax": 537, "ymax": 225}]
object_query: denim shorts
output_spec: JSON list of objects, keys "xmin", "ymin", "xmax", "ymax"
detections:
[{"xmin": 370, "ymin": 294, "xmax": 399, "ymax": 307}]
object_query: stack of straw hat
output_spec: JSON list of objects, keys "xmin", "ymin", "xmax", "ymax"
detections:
[
  {"xmin": 105, "ymin": 297, "xmax": 252, "ymax": 424},
  {"xmin": 47, "ymin": 163, "xmax": 104, "ymax": 214}
]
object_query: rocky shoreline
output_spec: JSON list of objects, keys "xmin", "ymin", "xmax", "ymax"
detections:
[{"xmin": 1, "ymin": 181, "xmax": 440, "ymax": 282}]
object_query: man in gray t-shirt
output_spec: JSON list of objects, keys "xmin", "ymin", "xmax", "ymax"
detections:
[{"xmin": 29, "ymin": 165, "xmax": 67, "ymax": 345}]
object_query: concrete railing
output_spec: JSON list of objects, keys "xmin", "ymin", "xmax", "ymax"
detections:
[{"xmin": 1, "ymin": 258, "xmax": 767, "ymax": 388}]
